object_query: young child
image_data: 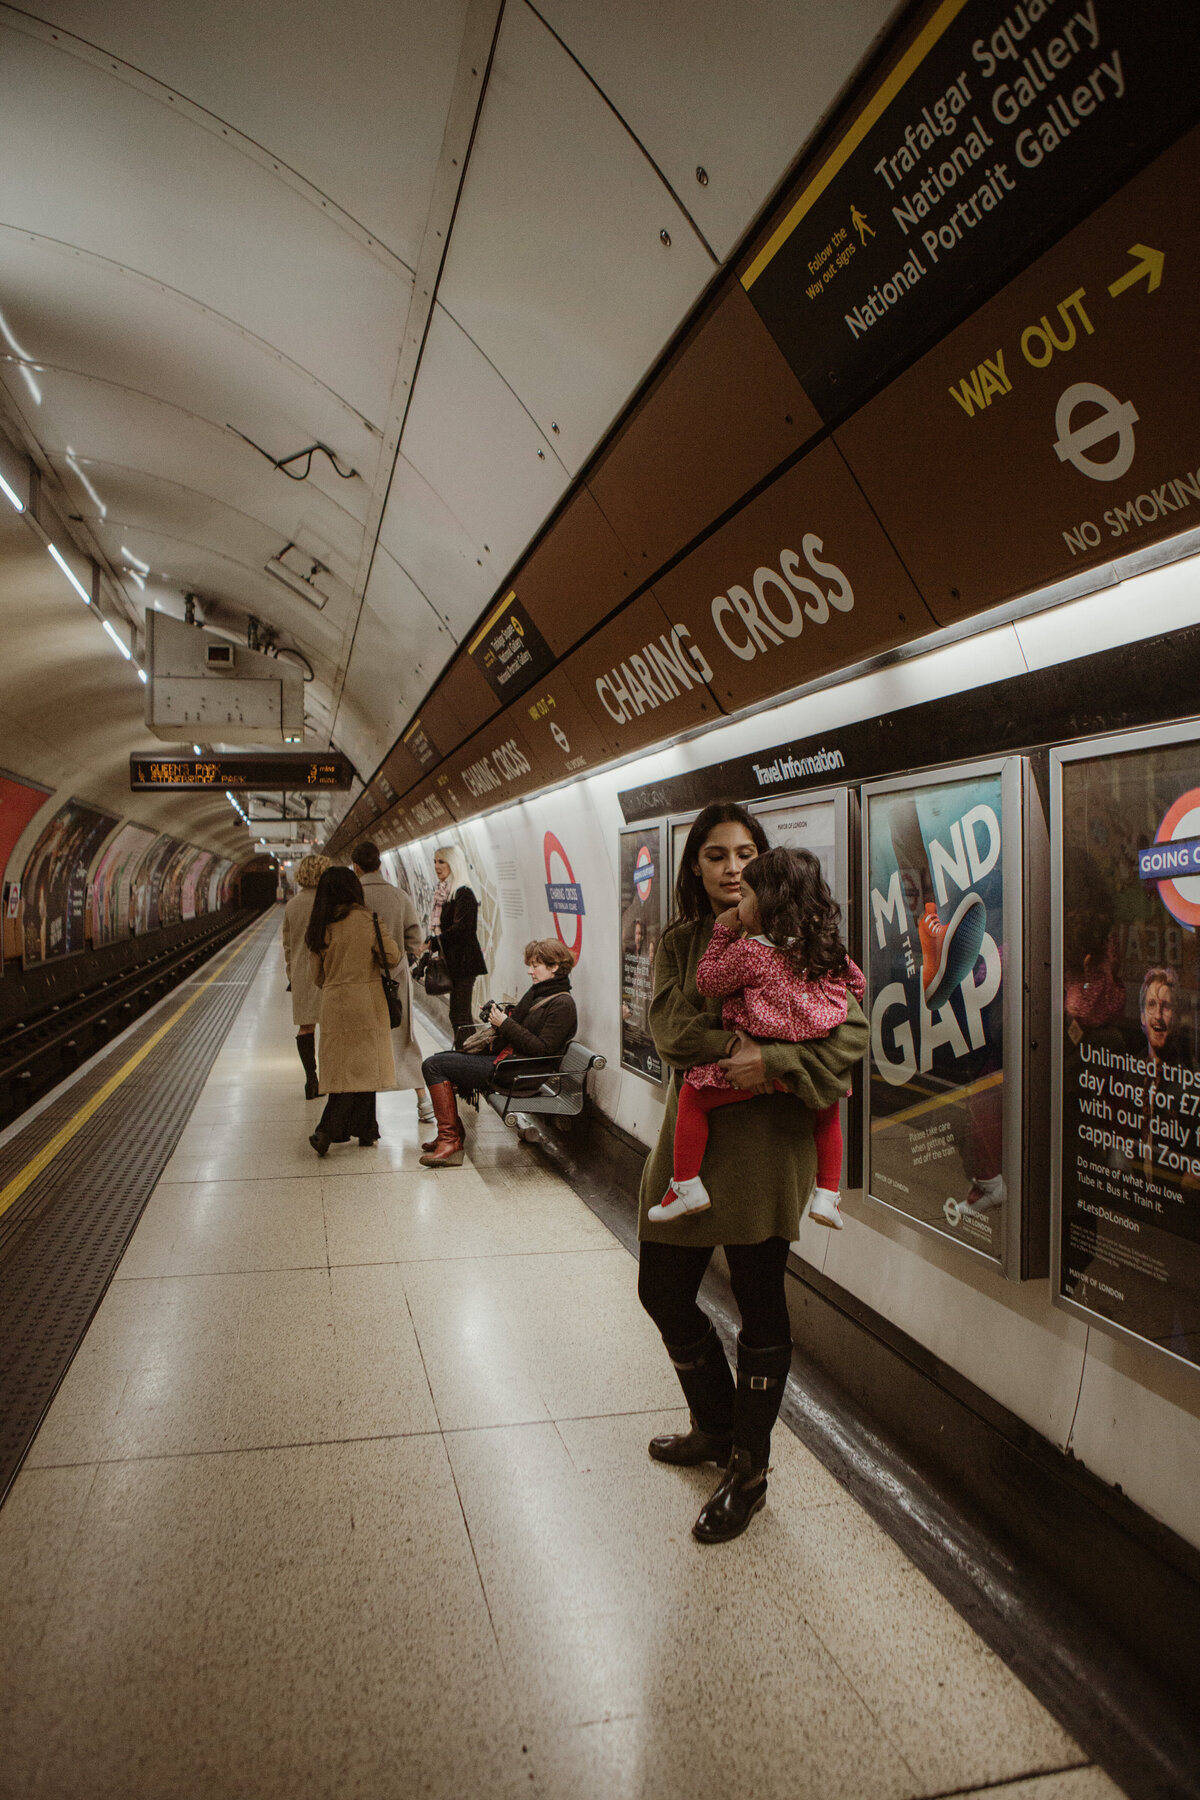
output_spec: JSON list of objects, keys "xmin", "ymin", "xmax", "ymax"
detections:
[{"xmin": 647, "ymin": 846, "xmax": 864, "ymax": 1229}]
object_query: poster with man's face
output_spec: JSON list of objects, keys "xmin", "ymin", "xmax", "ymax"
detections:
[
  {"xmin": 619, "ymin": 824, "xmax": 664, "ymax": 1084},
  {"xmin": 865, "ymin": 770, "xmax": 1008, "ymax": 1262},
  {"xmin": 21, "ymin": 800, "xmax": 117, "ymax": 965},
  {"xmin": 1056, "ymin": 734, "xmax": 1200, "ymax": 1368}
]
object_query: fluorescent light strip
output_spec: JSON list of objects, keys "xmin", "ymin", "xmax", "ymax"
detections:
[
  {"xmin": 102, "ymin": 618, "xmax": 131, "ymax": 659},
  {"xmin": 47, "ymin": 542, "xmax": 91, "ymax": 604},
  {"xmin": 137, "ymin": 668, "xmax": 148, "ymax": 684},
  {"xmin": 0, "ymin": 471, "xmax": 23, "ymax": 513}
]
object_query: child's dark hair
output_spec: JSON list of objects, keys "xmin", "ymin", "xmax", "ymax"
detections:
[{"xmin": 741, "ymin": 847, "xmax": 849, "ymax": 980}]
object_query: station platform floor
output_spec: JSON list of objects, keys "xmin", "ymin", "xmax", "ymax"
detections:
[{"xmin": 0, "ymin": 928, "xmax": 1127, "ymax": 1800}]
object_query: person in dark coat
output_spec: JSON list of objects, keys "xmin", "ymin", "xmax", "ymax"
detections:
[
  {"xmin": 419, "ymin": 938, "xmax": 577, "ymax": 1167},
  {"xmin": 424, "ymin": 844, "xmax": 488, "ymax": 1048}
]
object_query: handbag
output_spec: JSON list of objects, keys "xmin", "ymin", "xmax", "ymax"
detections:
[
  {"xmin": 422, "ymin": 949, "xmax": 452, "ymax": 996},
  {"xmin": 459, "ymin": 1024, "xmax": 497, "ymax": 1053},
  {"xmin": 371, "ymin": 913, "xmax": 405, "ymax": 1030}
]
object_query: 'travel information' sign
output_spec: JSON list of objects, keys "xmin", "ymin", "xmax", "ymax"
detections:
[{"xmin": 743, "ymin": 0, "xmax": 1200, "ymax": 419}]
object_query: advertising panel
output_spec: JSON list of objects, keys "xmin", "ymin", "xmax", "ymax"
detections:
[
  {"xmin": 182, "ymin": 852, "xmax": 215, "ymax": 920},
  {"xmin": 0, "ymin": 767, "xmax": 51, "ymax": 969},
  {"xmin": 619, "ymin": 824, "xmax": 665, "ymax": 1084},
  {"xmin": 863, "ymin": 761, "xmax": 1023, "ymax": 1271},
  {"xmin": 20, "ymin": 800, "xmax": 117, "ymax": 965},
  {"xmin": 1052, "ymin": 724, "xmax": 1200, "ymax": 1368},
  {"xmin": 130, "ymin": 835, "xmax": 180, "ymax": 935},
  {"xmin": 91, "ymin": 821, "xmax": 157, "ymax": 944},
  {"xmin": 158, "ymin": 843, "xmax": 197, "ymax": 926}
]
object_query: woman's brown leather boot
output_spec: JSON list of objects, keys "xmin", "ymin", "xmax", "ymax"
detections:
[{"xmin": 419, "ymin": 1080, "xmax": 465, "ymax": 1167}]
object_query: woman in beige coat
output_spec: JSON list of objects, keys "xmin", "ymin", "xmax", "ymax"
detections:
[
  {"xmin": 281, "ymin": 853, "xmax": 331, "ymax": 1099},
  {"xmin": 305, "ymin": 866, "xmax": 400, "ymax": 1157}
]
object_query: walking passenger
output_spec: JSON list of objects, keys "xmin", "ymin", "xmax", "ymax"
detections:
[
  {"xmin": 423, "ymin": 845, "xmax": 487, "ymax": 1049},
  {"xmin": 419, "ymin": 938, "xmax": 576, "ymax": 1168},
  {"xmin": 304, "ymin": 866, "xmax": 401, "ymax": 1157},
  {"xmin": 637, "ymin": 803, "xmax": 867, "ymax": 1543},
  {"xmin": 281, "ymin": 852, "xmax": 330, "ymax": 1099},
  {"xmin": 350, "ymin": 840, "xmax": 435, "ymax": 1127},
  {"xmin": 649, "ymin": 846, "xmax": 864, "ymax": 1230}
]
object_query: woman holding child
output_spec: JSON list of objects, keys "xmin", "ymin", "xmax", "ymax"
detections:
[{"xmin": 638, "ymin": 802, "xmax": 868, "ymax": 1544}]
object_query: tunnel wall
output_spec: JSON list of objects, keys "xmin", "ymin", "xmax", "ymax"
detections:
[{"xmin": 385, "ymin": 540, "xmax": 1200, "ymax": 1556}]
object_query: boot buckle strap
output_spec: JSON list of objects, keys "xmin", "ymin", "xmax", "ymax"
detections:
[
  {"xmin": 747, "ymin": 1374, "xmax": 777, "ymax": 1391},
  {"xmin": 669, "ymin": 1354, "xmax": 704, "ymax": 1372}
]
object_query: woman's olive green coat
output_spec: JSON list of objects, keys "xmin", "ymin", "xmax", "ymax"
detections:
[{"xmin": 637, "ymin": 914, "xmax": 869, "ymax": 1246}]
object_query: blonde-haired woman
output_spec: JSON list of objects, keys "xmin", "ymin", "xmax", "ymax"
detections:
[
  {"xmin": 424, "ymin": 843, "xmax": 487, "ymax": 1049},
  {"xmin": 281, "ymin": 852, "xmax": 331, "ymax": 1098}
]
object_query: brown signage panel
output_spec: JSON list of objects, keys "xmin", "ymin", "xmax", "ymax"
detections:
[
  {"xmin": 650, "ymin": 439, "xmax": 933, "ymax": 713},
  {"xmin": 466, "ymin": 589, "xmax": 556, "ymax": 700},
  {"xmin": 589, "ymin": 282, "xmax": 822, "ymax": 575},
  {"xmin": 835, "ymin": 128, "xmax": 1200, "ymax": 627},
  {"xmin": 415, "ymin": 656, "xmax": 497, "ymax": 761},
  {"xmin": 517, "ymin": 665, "xmax": 619, "ymax": 786},
  {"xmin": 562, "ymin": 589, "xmax": 723, "ymax": 759},
  {"xmin": 434, "ymin": 717, "xmax": 545, "ymax": 822},
  {"xmin": 380, "ymin": 738, "xmax": 422, "ymax": 801},
  {"xmin": 400, "ymin": 777, "xmax": 456, "ymax": 843},
  {"xmin": 510, "ymin": 489, "xmax": 637, "ymax": 654}
]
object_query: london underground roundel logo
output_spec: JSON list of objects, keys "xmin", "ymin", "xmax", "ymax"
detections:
[
  {"xmin": 1146, "ymin": 789, "xmax": 1200, "ymax": 930},
  {"xmin": 543, "ymin": 831, "xmax": 585, "ymax": 957},
  {"xmin": 634, "ymin": 844, "xmax": 654, "ymax": 902}
]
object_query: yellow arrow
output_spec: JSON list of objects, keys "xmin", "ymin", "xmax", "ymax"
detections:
[{"xmin": 1108, "ymin": 244, "xmax": 1164, "ymax": 298}]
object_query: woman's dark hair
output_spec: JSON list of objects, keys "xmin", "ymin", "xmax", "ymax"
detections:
[
  {"xmin": 672, "ymin": 802, "xmax": 769, "ymax": 924},
  {"xmin": 741, "ymin": 847, "xmax": 849, "ymax": 980},
  {"xmin": 305, "ymin": 866, "xmax": 364, "ymax": 953}
]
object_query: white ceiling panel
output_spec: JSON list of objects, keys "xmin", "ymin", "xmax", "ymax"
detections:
[
  {"xmin": 399, "ymin": 305, "xmax": 571, "ymax": 577},
  {"xmin": 26, "ymin": 369, "xmax": 371, "ymax": 580},
  {"xmin": 376, "ymin": 456, "xmax": 500, "ymax": 636},
  {"xmin": 0, "ymin": 28, "xmax": 410, "ymax": 419},
  {"xmin": 534, "ymin": 0, "xmax": 900, "ymax": 261},
  {"xmin": 336, "ymin": 545, "xmax": 457, "ymax": 768},
  {"xmin": 21, "ymin": 0, "xmax": 468, "ymax": 267},
  {"xmin": 435, "ymin": 1, "xmax": 716, "ymax": 475},
  {"xmin": 0, "ymin": 229, "xmax": 387, "ymax": 461}
]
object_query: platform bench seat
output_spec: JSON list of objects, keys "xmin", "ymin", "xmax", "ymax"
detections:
[{"xmin": 483, "ymin": 1041, "xmax": 606, "ymax": 1123}]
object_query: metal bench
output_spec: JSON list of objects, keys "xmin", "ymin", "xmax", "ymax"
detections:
[{"xmin": 483, "ymin": 1040, "xmax": 606, "ymax": 1128}]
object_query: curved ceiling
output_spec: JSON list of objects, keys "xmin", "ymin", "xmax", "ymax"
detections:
[{"xmin": 0, "ymin": 0, "xmax": 901, "ymax": 853}]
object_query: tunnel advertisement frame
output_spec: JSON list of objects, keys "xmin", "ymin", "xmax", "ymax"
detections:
[
  {"xmin": 618, "ymin": 823, "xmax": 665, "ymax": 1085},
  {"xmin": 1051, "ymin": 721, "xmax": 1200, "ymax": 1375},
  {"xmin": 861, "ymin": 757, "xmax": 1026, "ymax": 1279}
]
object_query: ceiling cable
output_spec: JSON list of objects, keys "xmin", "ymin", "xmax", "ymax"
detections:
[{"xmin": 226, "ymin": 425, "xmax": 358, "ymax": 482}]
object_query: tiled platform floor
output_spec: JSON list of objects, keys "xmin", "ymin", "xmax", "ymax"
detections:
[{"xmin": 0, "ymin": 934, "xmax": 1127, "ymax": 1799}]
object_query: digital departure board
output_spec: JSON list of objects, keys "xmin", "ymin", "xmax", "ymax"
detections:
[{"xmin": 130, "ymin": 753, "xmax": 354, "ymax": 791}]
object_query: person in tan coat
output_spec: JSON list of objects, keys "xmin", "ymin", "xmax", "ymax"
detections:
[
  {"xmin": 304, "ymin": 866, "xmax": 400, "ymax": 1156},
  {"xmin": 281, "ymin": 853, "xmax": 331, "ymax": 1099},
  {"xmin": 350, "ymin": 841, "xmax": 434, "ymax": 1126}
]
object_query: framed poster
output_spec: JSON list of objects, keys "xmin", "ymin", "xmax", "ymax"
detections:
[
  {"xmin": 1052, "ymin": 723, "xmax": 1200, "ymax": 1371},
  {"xmin": 862, "ymin": 759, "xmax": 1027, "ymax": 1276},
  {"xmin": 20, "ymin": 799, "xmax": 118, "ymax": 966},
  {"xmin": 619, "ymin": 823, "xmax": 665, "ymax": 1084}
]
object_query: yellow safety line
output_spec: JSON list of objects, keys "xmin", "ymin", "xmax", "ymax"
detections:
[
  {"xmin": 870, "ymin": 1068, "xmax": 1003, "ymax": 1132},
  {"xmin": 742, "ymin": 0, "xmax": 971, "ymax": 290},
  {"xmin": 467, "ymin": 590, "xmax": 517, "ymax": 656},
  {"xmin": 0, "ymin": 925, "xmax": 262, "ymax": 1223}
]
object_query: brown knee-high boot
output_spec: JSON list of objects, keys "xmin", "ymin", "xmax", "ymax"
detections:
[{"xmin": 419, "ymin": 1081, "xmax": 465, "ymax": 1167}]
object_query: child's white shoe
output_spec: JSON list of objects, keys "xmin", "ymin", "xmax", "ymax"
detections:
[
  {"xmin": 807, "ymin": 1187, "xmax": 844, "ymax": 1230},
  {"xmin": 648, "ymin": 1177, "xmax": 712, "ymax": 1222}
]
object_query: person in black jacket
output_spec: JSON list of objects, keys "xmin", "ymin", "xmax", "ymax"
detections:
[
  {"xmin": 419, "ymin": 938, "xmax": 577, "ymax": 1167},
  {"xmin": 424, "ymin": 845, "xmax": 488, "ymax": 1049}
]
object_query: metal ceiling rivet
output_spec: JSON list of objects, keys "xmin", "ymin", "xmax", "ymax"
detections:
[
  {"xmin": 550, "ymin": 423, "xmax": 559, "ymax": 434},
  {"xmin": 659, "ymin": 229, "xmax": 671, "ymax": 246},
  {"xmin": 696, "ymin": 167, "xmax": 708, "ymax": 186},
  {"xmin": 537, "ymin": 449, "xmax": 545, "ymax": 459}
]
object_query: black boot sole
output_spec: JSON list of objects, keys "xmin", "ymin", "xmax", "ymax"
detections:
[{"xmin": 309, "ymin": 1133, "xmax": 331, "ymax": 1158}]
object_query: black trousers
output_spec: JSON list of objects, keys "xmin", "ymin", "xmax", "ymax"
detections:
[
  {"xmin": 637, "ymin": 1237, "xmax": 792, "ymax": 1349},
  {"xmin": 449, "ymin": 975, "xmax": 476, "ymax": 1037},
  {"xmin": 317, "ymin": 1091, "xmax": 378, "ymax": 1141}
]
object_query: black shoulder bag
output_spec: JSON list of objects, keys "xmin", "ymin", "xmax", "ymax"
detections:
[{"xmin": 372, "ymin": 913, "xmax": 405, "ymax": 1030}]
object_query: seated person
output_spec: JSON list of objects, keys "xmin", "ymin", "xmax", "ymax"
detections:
[{"xmin": 419, "ymin": 938, "xmax": 577, "ymax": 1166}]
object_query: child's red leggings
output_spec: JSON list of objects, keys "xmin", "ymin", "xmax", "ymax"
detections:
[{"xmin": 674, "ymin": 1082, "xmax": 843, "ymax": 1189}]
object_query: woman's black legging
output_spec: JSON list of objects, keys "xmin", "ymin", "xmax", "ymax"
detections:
[
  {"xmin": 637, "ymin": 1237, "xmax": 791, "ymax": 1348},
  {"xmin": 449, "ymin": 975, "xmax": 476, "ymax": 1037}
]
